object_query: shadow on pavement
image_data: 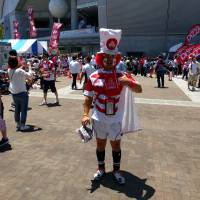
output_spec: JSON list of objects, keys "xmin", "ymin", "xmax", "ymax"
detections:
[
  {"xmin": 9, "ymin": 107, "xmax": 32, "ymax": 112},
  {"xmin": 20, "ymin": 125, "xmax": 42, "ymax": 133},
  {"xmin": 47, "ymin": 103, "xmax": 61, "ymax": 107},
  {"xmin": 0, "ymin": 143, "xmax": 12, "ymax": 153},
  {"xmin": 154, "ymin": 86, "xmax": 169, "ymax": 89},
  {"xmin": 88, "ymin": 171, "xmax": 155, "ymax": 199}
]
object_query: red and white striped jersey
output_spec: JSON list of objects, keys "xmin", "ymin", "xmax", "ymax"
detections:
[
  {"xmin": 40, "ymin": 59, "xmax": 55, "ymax": 81},
  {"xmin": 84, "ymin": 69, "xmax": 126, "ymax": 123}
]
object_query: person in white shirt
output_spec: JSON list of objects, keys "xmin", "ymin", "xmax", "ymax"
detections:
[
  {"xmin": 188, "ymin": 57, "xmax": 199, "ymax": 90},
  {"xmin": 80, "ymin": 56, "xmax": 96, "ymax": 90},
  {"xmin": 91, "ymin": 55, "xmax": 96, "ymax": 68},
  {"xmin": 8, "ymin": 56, "xmax": 33, "ymax": 131},
  {"xmin": 69, "ymin": 55, "xmax": 81, "ymax": 90},
  {"xmin": 116, "ymin": 59, "xmax": 126, "ymax": 72}
]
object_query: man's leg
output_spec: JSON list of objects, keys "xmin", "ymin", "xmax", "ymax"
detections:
[
  {"xmin": 54, "ymin": 90, "xmax": 59, "ymax": 103},
  {"xmin": 72, "ymin": 74, "xmax": 76, "ymax": 89},
  {"xmin": 20, "ymin": 92, "xmax": 29, "ymax": 126},
  {"xmin": 74, "ymin": 73, "xmax": 78, "ymax": 89},
  {"xmin": 50, "ymin": 81, "xmax": 59, "ymax": 103},
  {"xmin": 39, "ymin": 80, "xmax": 48, "ymax": 105},
  {"xmin": 192, "ymin": 80, "xmax": 197, "ymax": 91},
  {"xmin": 1, "ymin": 129, "xmax": 7, "ymax": 139},
  {"xmin": 198, "ymin": 76, "xmax": 200, "ymax": 88},
  {"xmin": 161, "ymin": 74, "xmax": 165, "ymax": 87},
  {"xmin": 92, "ymin": 120, "xmax": 107, "ymax": 180},
  {"xmin": 0, "ymin": 118, "xmax": 8, "ymax": 147},
  {"xmin": 110, "ymin": 140, "xmax": 121, "ymax": 172},
  {"xmin": 96, "ymin": 138, "xmax": 107, "ymax": 170},
  {"xmin": 40, "ymin": 76, "xmax": 44, "ymax": 89},
  {"xmin": 44, "ymin": 92, "xmax": 47, "ymax": 103},
  {"xmin": 110, "ymin": 140, "xmax": 125, "ymax": 184},
  {"xmin": 157, "ymin": 74, "xmax": 161, "ymax": 87},
  {"xmin": 93, "ymin": 138, "xmax": 107, "ymax": 180},
  {"xmin": 13, "ymin": 94, "xmax": 21, "ymax": 128}
]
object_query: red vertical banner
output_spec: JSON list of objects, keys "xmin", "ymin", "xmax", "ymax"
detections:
[
  {"xmin": 13, "ymin": 20, "xmax": 20, "ymax": 39},
  {"xmin": 28, "ymin": 7, "xmax": 37, "ymax": 38},
  {"xmin": 49, "ymin": 23, "xmax": 62, "ymax": 55}
]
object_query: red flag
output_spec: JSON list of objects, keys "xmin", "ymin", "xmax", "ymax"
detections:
[
  {"xmin": 13, "ymin": 20, "xmax": 20, "ymax": 39},
  {"xmin": 184, "ymin": 24, "xmax": 200, "ymax": 45},
  {"xmin": 175, "ymin": 24, "xmax": 200, "ymax": 61},
  {"xmin": 28, "ymin": 7, "xmax": 37, "ymax": 38},
  {"xmin": 49, "ymin": 23, "xmax": 62, "ymax": 55},
  {"xmin": 176, "ymin": 44, "xmax": 200, "ymax": 62}
]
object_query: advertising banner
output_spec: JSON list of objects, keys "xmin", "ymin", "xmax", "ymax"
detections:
[
  {"xmin": 175, "ymin": 24, "xmax": 200, "ymax": 61},
  {"xmin": 184, "ymin": 24, "xmax": 200, "ymax": 45},
  {"xmin": 28, "ymin": 7, "xmax": 37, "ymax": 38},
  {"xmin": 13, "ymin": 20, "xmax": 20, "ymax": 39},
  {"xmin": 49, "ymin": 23, "xmax": 62, "ymax": 55}
]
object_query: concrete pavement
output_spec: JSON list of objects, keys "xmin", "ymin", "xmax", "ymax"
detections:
[{"xmin": 0, "ymin": 75, "xmax": 200, "ymax": 200}]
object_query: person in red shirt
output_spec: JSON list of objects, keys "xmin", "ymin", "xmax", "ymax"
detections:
[
  {"xmin": 81, "ymin": 28, "xmax": 142, "ymax": 185},
  {"xmin": 39, "ymin": 53, "xmax": 59, "ymax": 105}
]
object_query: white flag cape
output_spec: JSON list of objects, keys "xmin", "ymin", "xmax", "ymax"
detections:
[{"xmin": 119, "ymin": 86, "xmax": 142, "ymax": 134}]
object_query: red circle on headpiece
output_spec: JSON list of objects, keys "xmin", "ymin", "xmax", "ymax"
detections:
[{"xmin": 106, "ymin": 38, "xmax": 118, "ymax": 50}]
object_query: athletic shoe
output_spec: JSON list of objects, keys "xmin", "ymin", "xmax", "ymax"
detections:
[
  {"xmin": 93, "ymin": 169, "xmax": 105, "ymax": 181},
  {"xmin": 39, "ymin": 101, "xmax": 47, "ymax": 106},
  {"xmin": 20, "ymin": 125, "xmax": 30, "ymax": 131},
  {"xmin": 54, "ymin": 101, "xmax": 60, "ymax": 106},
  {"xmin": 113, "ymin": 171, "xmax": 126, "ymax": 185},
  {"xmin": 0, "ymin": 138, "xmax": 9, "ymax": 147}
]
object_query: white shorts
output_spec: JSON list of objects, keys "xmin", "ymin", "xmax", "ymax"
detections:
[{"xmin": 92, "ymin": 119, "xmax": 122, "ymax": 141}]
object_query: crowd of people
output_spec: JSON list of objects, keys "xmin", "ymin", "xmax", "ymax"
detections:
[
  {"xmin": 1, "ymin": 49, "xmax": 200, "ymax": 146},
  {"xmin": 0, "ymin": 28, "xmax": 200, "ymax": 185}
]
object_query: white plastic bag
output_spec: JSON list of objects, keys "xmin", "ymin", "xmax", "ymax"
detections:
[{"xmin": 76, "ymin": 125, "xmax": 93, "ymax": 143}]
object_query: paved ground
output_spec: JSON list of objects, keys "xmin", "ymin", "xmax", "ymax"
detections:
[{"xmin": 0, "ymin": 75, "xmax": 200, "ymax": 200}]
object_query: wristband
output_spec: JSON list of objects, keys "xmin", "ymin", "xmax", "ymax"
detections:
[{"xmin": 83, "ymin": 113, "xmax": 89, "ymax": 117}]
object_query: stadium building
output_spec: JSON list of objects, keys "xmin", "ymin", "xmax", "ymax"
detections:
[{"xmin": 0, "ymin": 0, "xmax": 200, "ymax": 56}]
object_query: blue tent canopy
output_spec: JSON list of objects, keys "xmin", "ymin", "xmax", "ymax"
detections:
[{"xmin": 0, "ymin": 39, "xmax": 48, "ymax": 54}]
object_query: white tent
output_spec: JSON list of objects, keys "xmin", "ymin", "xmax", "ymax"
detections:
[
  {"xmin": 169, "ymin": 43, "xmax": 183, "ymax": 52},
  {"xmin": 0, "ymin": 39, "xmax": 48, "ymax": 54}
]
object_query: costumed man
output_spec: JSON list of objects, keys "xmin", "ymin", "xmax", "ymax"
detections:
[{"xmin": 81, "ymin": 28, "xmax": 142, "ymax": 185}]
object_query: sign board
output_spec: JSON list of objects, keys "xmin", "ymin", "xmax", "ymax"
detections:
[{"xmin": 0, "ymin": 42, "xmax": 12, "ymax": 69}]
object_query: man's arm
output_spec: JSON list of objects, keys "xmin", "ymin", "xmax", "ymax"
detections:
[
  {"xmin": 80, "ymin": 66, "xmax": 86, "ymax": 84},
  {"xmin": 118, "ymin": 75, "xmax": 142, "ymax": 93},
  {"xmin": 82, "ymin": 96, "xmax": 93, "ymax": 126}
]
